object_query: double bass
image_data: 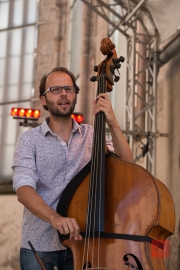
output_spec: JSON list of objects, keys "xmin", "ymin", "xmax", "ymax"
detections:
[{"xmin": 57, "ymin": 38, "xmax": 175, "ymax": 270}]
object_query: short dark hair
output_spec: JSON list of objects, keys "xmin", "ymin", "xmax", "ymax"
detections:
[{"xmin": 39, "ymin": 67, "xmax": 80, "ymax": 111}]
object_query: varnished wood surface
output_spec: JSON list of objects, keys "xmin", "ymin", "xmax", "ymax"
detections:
[{"xmin": 60, "ymin": 153, "xmax": 175, "ymax": 270}]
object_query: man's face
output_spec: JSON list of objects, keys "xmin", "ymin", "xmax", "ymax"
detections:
[{"xmin": 41, "ymin": 71, "xmax": 76, "ymax": 118}]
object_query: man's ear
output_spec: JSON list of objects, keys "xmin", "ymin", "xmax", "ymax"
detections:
[{"xmin": 40, "ymin": 95, "xmax": 47, "ymax": 106}]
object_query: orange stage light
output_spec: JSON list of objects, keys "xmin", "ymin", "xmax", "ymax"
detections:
[
  {"xmin": 11, "ymin": 108, "xmax": 40, "ymax": 119},
  {"xmin": 71, "ymin": 113, "xmax": 84, "ymax": 124}
]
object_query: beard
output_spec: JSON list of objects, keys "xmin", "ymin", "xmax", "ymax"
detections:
[{"xmin": 45, "ymin": 97, "xmax": 76, "ymax": 119}]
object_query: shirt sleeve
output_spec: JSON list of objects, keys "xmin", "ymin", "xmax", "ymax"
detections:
[{"xmin": 12, "ymin": 131, "xmax": 39, "ymax": 192}]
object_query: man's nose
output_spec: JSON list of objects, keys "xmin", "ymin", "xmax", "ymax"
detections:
[{"xmin": 60, "ymin": 88, "xmax": 67, "ymax": 95}]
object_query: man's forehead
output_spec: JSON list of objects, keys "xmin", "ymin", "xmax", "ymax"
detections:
[
  {"xmin": 46, "ymin": 71, "xmax": 73, "ymax": 85},
  {"xmin": 48, "ymin": 71, "xmax": 70, "ymax": 79}
]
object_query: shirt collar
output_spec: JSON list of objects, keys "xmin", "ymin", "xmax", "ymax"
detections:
[{"xmin": 41, "ymin": 117, "xmax": 82, "ymax": 137}]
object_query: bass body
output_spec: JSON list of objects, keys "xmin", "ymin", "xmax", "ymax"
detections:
[{"xmin": 57, "ymin": 152, "xmax": 175, "ymax": 270}]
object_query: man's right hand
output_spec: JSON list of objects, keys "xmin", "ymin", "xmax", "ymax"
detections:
[{"xmin": 50, "ymin": 215, "xmax": 83, "ymax": 241}]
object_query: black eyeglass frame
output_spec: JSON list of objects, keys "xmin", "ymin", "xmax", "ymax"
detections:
[{"xmin": 43, "ymin": 86, "xmax": 76, "ymax": 95}]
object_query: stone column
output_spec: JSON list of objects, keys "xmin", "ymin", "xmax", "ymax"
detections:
[{"xmin": 34, "ymin": 0, "xmax": 69, "ymax": 121}]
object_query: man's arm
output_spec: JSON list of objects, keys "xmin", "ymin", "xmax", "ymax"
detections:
[
  {"xmin": 94, "ymin": 93, "xmax": 133, "ymax": 163},
  {"xmin": 16, "ymin": 186, "xmax": 82, "ymax": 241}
]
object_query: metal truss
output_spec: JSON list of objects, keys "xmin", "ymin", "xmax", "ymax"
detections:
[
  {"xmin": 80, "ymin": 0, "xmax": 167, "ymax": 175},
  {"xmin": 125, "ymin": 27, "xmax": 159, "ymax": 174}
]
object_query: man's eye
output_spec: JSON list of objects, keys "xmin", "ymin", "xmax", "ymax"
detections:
[
  {"xmin": 51, "ymin": 87, "xmax": 60, "ymax": 92},
  {"xmin": 65, "ymin": 87, "xmax": 72, "ymax": 91}
]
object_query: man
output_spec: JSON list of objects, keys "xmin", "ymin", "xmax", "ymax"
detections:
[{"xmin": 12, "ymin": 67, "xmax": 133, "ymax": 270}]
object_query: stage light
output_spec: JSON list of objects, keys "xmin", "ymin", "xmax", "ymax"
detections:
[
  {"xmin": 11, "ymin": 108, "xmax": 40, "ymax": 120},
  {"xmin": 26, "ymin": 109, "xmax": 33, "ymax": 117},
  {"xmin": 71, "ymin": 113, "xmax": 84, "ymax": 124},
  {"xmin": 11, "ymin": 108, "xmax": 19, "ymax": 116},
  {"xmin": 19, "ymin": 108, "xmax": 26, "ymax": 117},
  {"xmin": 33, "ymin": 110, "xmax": 40, "ymax": 118}
]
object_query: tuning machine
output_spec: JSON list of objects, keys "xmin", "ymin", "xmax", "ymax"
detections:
[
  {"xmin": 114, "ymin": 75, "xmax": 120, "ymax": 82},
  {"xmin": 110, "ymin": 55, "xmax": 125, "ymax": 83},
  {"xmin": 90, "ymin": 76, "xmax": 98, "ymax": 82},
  {"xmin": 112, "ymin": 56, "xmax": 125, "ymax": 65}
]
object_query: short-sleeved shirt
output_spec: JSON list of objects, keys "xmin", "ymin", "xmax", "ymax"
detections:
[{"xmin": 12, "ymin": 117, "xmax": 113, "ymax": 252}]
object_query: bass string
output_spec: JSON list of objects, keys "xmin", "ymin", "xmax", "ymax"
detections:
[
  {"xmin": 93, "ymin": 75, "xmax": 106, "ymax": 268},
  {"xmin": 93, "ymin": 75, "xmax": 104, "ymax": 269},
  {"xmin": 82, "ymin": 74, "xmax": 106, "ymax": 269},
  {"xmin": 81, "ymin": 97, "xmax": 97, "ymax": 269},
  {"xmin": 97, "ymin": 75, "xmax": 106, "ymax": 268},
  {"xmin": 82, "ymin": 78, "xmax": 100, "ymax": 268}
]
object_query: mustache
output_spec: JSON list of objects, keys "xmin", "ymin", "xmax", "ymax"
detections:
[{"xmin": 57, "ymin": 98, "xmax": 70, "ymax": 103}]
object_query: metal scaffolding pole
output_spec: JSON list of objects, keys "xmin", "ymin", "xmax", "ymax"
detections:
[
  {"xmin": 79, "ymin": 0, "xmax": 164, "ymax": 175},
  {"xmin": 125, "ymin": 29, "xmax": 136, "ymax": 154},
  {"xmin": 125, "ymin": 25, "xmax": 158, "ymax": 174}
]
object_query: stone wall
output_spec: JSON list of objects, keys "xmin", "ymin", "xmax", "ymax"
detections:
[
  {"xmin": 33, "ymin": 0, "xmax": 71, "ymax": 120},
  {"xmin": 156, "ymin": 52, "xmax": 180, "ymax": 269},
  {"xmin": 0, "ymin": 195, "xmax": 23, "ymax": 270}
]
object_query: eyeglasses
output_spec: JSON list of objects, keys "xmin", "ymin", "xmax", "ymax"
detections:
[{"xmin": 43, "ymin": 86, "xmax": 76, "ymax": 95}]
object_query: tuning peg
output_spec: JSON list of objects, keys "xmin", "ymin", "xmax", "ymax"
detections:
[
  {"xmin": 112, "ymin": 56, "xmax": 125, "ymax": 65},
  {"xmin": 90, "ymin": 76, "xmax": 98, "ymax": 82},
  {"xmin": 120, "ymin": 56, "xmax": 125, "ymax": 62},
  {"xmin": 114, "ymin": 75, "xmax": 120, "ymax": 82},
  {"xmin": 114, "ymin": 63, "xmax": 121, "ymax": 70},
  {"xmin": 94, "ymin": 66, "xmax": 98, "ymax": 72},
  {"xmin": 110, "ymin": 63, "xmax": 121, "ymax": 73}
]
